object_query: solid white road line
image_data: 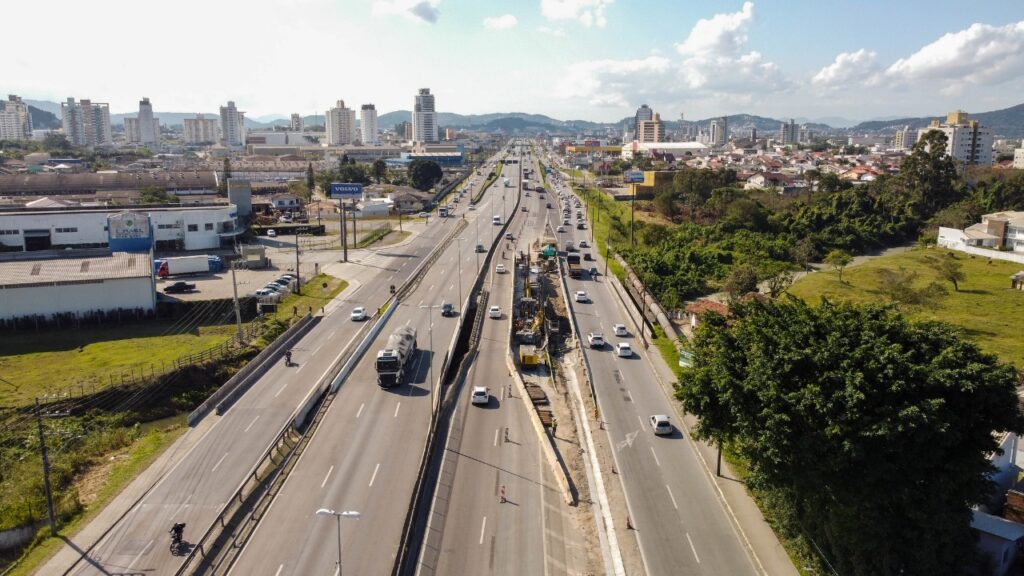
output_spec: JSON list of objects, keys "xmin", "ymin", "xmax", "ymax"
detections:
[
  {"xmin": 211, "ymin": 451, "xmax": 229, "ymax": 473},
  {"xmin": 494, "ymin": 428, "xmax": 499, "ymax": 447},
  {"xmin": 369, "ymin": 463, "xmax": 381, "ymax": 487},
  {"xmin": 321, "ymin": 465, "xmax": 334, "ymax": 488},
  {"xmin": 356, "ymin": 402, "xmax": 365, "ymax": 418},
  {"xmin": 244, "ymin": 415, "xmax": 260, "ymax": 433},
  {"xmin": 667, "ymin": 484, "xmax": 679, "ymax": 510},
  {"xmin": 650, "ymin": 446, "xmax": 661, "ymax": 467},
  {"xmin": 394, "ymin": 402, "xmax": 401, "ymax": 417},
  {"xmin": 686, "ymin": 532, "xmax": 701, "ymax": 563},
  {"xmin": 274, "ymin": 565, "xmax": 284, "ymax": 576},
  {"xmin": 479, "ymin": 516, "xmax": 487, "ymax": 544}
]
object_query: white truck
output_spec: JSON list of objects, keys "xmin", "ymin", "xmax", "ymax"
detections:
[
  {"xmin": 376, "ymin": 326, "xmax": 418, "ymax": 388},
  {"xmin": 156, "ymin": 255, "xmax": 210, "ymax": 278}
]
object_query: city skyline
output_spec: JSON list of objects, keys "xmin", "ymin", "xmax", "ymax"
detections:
[{"xmin": 5, "ymin": 1, "xmax": 1024, "ymax": 124}]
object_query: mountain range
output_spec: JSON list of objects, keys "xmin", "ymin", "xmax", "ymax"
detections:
[{"xmin": 20, "ymin": 99, "xmax": 1024, "ymax": 139}]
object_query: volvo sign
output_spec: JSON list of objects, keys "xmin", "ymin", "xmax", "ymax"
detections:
[
  {"xmin": 623, "ymin": 170, "xmax": 645, "ymax": 183},
  {"xmin": 329, "ymin": 183, "xmax": 364, "ymax": 199}
]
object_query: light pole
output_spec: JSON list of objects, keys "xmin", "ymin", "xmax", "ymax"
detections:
[
  {"xmin": 419, "ymin": 304, "xmax": 441, "ymax": 408},
  {"xmin": 454, "ymin": 237, "xmax": 465, "ymax": 309},
  {"xmin": 315, "ymin": 508, "xmax": 360, "ymax": 576}
]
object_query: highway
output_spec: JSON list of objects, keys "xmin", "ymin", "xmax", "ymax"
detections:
[
  {"xmin": 419, "ymin": 149, "xmax": 585, "ymax": 576},
  {"xmin": 226, "ymin": 149, "xmax": 522, "ymax": 575},
  {"xmin": 553, "ymin": 170, "xmax": 761, "ymax": 575},
  {"xmin": 47, "ymin": 151, "xmax": 509, "ymax": 576}
]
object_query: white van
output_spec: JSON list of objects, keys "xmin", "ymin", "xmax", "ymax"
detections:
[{"xmin": 492, "ymin": 215, "xmax": 501, "ymax": 225}]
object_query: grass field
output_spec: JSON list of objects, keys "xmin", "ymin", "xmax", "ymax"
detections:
[
  {"xmin": 0, "ymin": 324, "xmax": 239, "ymax": 407},
  {"xmin": 788, "ymin": 247, "xmax": 1024, "ymax": 367},
  {"xmin": 272, "ymin": 273, "xmax": 348, "ymax": 321}
]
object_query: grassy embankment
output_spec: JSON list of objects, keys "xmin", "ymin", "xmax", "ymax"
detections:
[
  {"xmin": 474, "ymin": 158, "xmax": 505, "ymax": 204},
  {"xmin": 272, "ymin": 273, "xmax": 349, "ymax": 321},
  {"xmin": 788, "ymin": 247, "xmax": 1024, "ymax": 367}
]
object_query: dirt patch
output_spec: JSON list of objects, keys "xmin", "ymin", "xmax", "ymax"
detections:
[{"xmin": 76, "ymin": 448, "xmax": 132, "ymax": 508}]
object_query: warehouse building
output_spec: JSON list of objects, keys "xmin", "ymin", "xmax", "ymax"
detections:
[
  {"xmin": 0, "ymin": 251, "xmax": 155, "ymax": 322},
  {"xmin": 0, "ymin": 203, "xmax": 242, "ymax": 252}
]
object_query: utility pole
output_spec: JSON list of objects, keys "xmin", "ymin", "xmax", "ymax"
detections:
[
  {"xmin": 34, "ymin": 399, "xmax": 57, "ymax": 536},
  {"xmin": 340, "ymin": 201, "xmax": 348, "ymax": 262},
  {"xmin": 230, "ymin": 263, "xmax": 243, "ymax": 340},
  {"xmin": 629, "ymin": 182, "xmax": 636, "ymax": 246},
  {"xmin": 351, "ymin": 201, "xmax": 357, "ymax": 249},
  {"xmin": 294, "ymin": 231, "xmax": 301, "ymax": 294}
]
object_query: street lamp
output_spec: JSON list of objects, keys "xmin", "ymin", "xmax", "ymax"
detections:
[
  {"xmin": 315, "ymin": 508, "xmax": 360, "ymax": 576},
  {"xmin": 419, "ymin": 304, "xmax": 442, "ymax": 410}
]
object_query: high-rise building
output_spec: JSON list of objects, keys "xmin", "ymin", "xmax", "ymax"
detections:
[
  {"xmin": 61, "ymin": 98, "xmax": 112, "ymax": 148},
  {"xmin": 798, "ymin": 124, "xmax": 814, "ymax": 144},
  {"xmin": 290, "ymin": 113, "xmax": 304, "ymax": 132},
  {"xmin": 0, "ymin": 95, "xmax": 33, "ymax": 141},
  {"xmin": 445, "ymin": 127, "xmax": 457, "ymax": 140},
  {"xmin": 360, "ymin": 104, "xmax": 378, "ymax": 144},
  {"xmin": 709, "ymin": 116, "xmax": 728, "ymax": 147},
  {"xmin": 779, "ymin": 118, "xmax": 799, "ymax": 145},
  {"xmin": 219, "ymin": 101, "xmax": 246, "ymax": 147},
  {"xmin": 922, "ymin": 110, "xmax": 994, "ymax": 166},
  {"xmin": 325, "ymin": 100, "xmax": 357, "ymax": 146},
  {"xmin": 412, "ymin": 88, "xmax": 438, "ymax": 143},
  {"xmin": 633, "ymin": 104, "xmax": 653, "ymax": 141},
  {"xmin": 894, "ymin": 126, "xmax": 917, "ymax": 150},
  {"xmin": 183, "ymin": 114, "xmax": 221, "ymax": 144},
  {"xmin": 124, "ymin": 98, "xmax": 160, "ymax": 149},
  {"xmin": 638, "ymin": 112, "xmax": 665, "ymax": 143},
  {"xmin": 403, "ymin": 122, "xmax": 413, "ymax": 141}
]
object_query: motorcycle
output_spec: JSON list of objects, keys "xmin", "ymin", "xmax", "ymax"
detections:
[
  {"xmin": 284, "ymin": 350, "xmax": 293, "ymax": 367},
  {"xmin": 169, "ymin": 522, "xmax": 186, "ymax": 554}
]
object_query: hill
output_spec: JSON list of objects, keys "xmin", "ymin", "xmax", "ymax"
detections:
[
  {"xmin": 28, "ymin": 105, "xmax": 61, "ymax": 129},
  {"xmin": 851, "ymin": 102, "xmax": 1024, "ymax": 138},
  {"xmin": 621, "ymin": 113, "xmax": 835, "ymax": 135}
]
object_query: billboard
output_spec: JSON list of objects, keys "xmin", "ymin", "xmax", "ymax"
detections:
[
  {"xmin": 107, "ymin": 211, "xmax": 153, "ymax": 252},
  {"xmin": 329, "ymin": 182, "xmax": 363, "ymax": 199},
  {"xmin": 623, "ymin": 170, "xmax": 645, "ymax": 183}
]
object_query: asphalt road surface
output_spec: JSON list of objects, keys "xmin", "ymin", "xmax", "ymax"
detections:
[
  {"xmin": 226, "ymin": 151, "xmax": 521, "ymax": 575},
  {"xmin": 555, "ymin": 178, "xmax": 761, "ymax": 576}
]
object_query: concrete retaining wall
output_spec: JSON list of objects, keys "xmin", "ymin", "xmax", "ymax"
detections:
[{"xmin": 613, "ymin": 254, "xmax": 681, "ymax": 343}]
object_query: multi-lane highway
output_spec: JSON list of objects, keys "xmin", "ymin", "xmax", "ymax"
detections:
[
  {"xmin": 419, "ymin": 150, "xmax": 586, "ymax": 576},
  {"xmin": 44, "ymin": 151, "xmax": 511, "ymax": 576},
  {"xmin": 552, "ymin": 169, "xmax": 761, "ymax": 575},
  {"xmin": 226, "ymin": 150, "xmax": 523, "ymax": 575}
]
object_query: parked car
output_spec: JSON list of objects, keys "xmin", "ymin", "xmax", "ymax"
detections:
[
  {"xmin": 650, "ymin": 415, "xmax": 672, "ymax": 436},
  {"xmin": 254, "ymin": 288, "xmax": 277, "ymax": 297},
  {"xmin": 617, "ymin": 342, "xmax": 633, "ymax": 357},
  {"xmin": 574, "ymin": 290, "xmax": 589, "ymax": 303},
  {"xmin": 351, "ymin": 307, "xmax": 367, "ymax": 321},
  {"xmin": 163, "ymin": 281, "xmax": 196, "ymax": 294},
  {"xmin": 488, "ymin": 305, "xmax": 502, "ymax": 319},
  {"xmin": 418, "ymin": 212, "xmax": 429, "ymax": 218},
  {"xmin": 587, "ymin": 332, "xmax": 605, "ymax": 348},
  {"xmin": 471, "ymin": 386, "xmax": 489, "ymax": 405}
]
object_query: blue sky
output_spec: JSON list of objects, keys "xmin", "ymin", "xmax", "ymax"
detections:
[{"xmin": 6, "ymin": 1, "xmax": 1024, "ymax": 124}]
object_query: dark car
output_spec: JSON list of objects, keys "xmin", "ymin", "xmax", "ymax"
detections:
[{"xmin": 163, "ymin": 281, "xmax": 196, "ymax": 294}]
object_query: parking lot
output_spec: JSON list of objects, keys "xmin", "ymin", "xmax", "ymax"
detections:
[{"xmin": 156, "ymin": 266, "xmax": 301, "ymax": 302}]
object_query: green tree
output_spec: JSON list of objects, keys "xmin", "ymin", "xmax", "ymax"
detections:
[
  {"xmin": 43, "ymin": 133, "xmax": 71, "ymax": 152},
  {"xmin": 407, "ymin": 160, "xmax": 443, "ymax": 191},
  {"xmin": 723, "ymin": 263, "xmax": 758, "ymax": 299},
  {"xmin": 677, "ymin": 298, "xmax": 1024, "ymax": 576},
  {"xmin": 934, "ymin": 255, "xmax": 966, "ymax": 292},
  {"xmin": 306, "ymin": 162, "xmax": 315, "ymax": 191},
  {"xmin": 372, "ymin": 159, "xmax": 387, "ymax": 184},
  {"xmin": 899, "ymin": 129, "xmax": 960, "ymax": 215},
  {"xmin": 876, "ymin": 267, "xmax": 947, "ymax": 308},
  {"xmin": 824, "ymin": 249, "xmax": 852, "ymax": 283}
]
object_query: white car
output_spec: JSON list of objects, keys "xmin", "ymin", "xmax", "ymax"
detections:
[
  {"xmin": 468, "ymin": 204, "xmax": 476, "ymax": 210},
  {"xmin": 574, "ymin": 290, "xmax": 589, "ymax": 303},
  {"xmin": 495, "ymin": 263, "xmax": 506, "ymax": 274},
  {"xmin": 471, "ymin": 386, "xmax": 489, "ymax": 405},
  {"xmin": 351, "ymin": 307, "xmax": 367, "ymax": 321},
  {"xmin": 613, "ymin": 323, "xmax": 628, "ymax": 337},
  {"xmin": 556, "ymin": 226, "xmax": 566, "ymax": 233},
  {"xmin": 587, "ymin": 332, "xmax": 605, "ymax": 348},
  {"xmin": 418, "ymin": 211, "xmax": 429, "ymax": 218},
  {"xmin": 488, "ymin": 305, "xmax": 501, "ymax": 319},
  {"xmin": 267, "ymin": 229, "xmax": 277, "ymax": 238},
  {"xmin": 617, "ymin": 342, "xmax": 632, "ymax": 357},
  {"xmin": 650, "ymin": 415, "xmax": 672, "ymax": 436},
  {"xmin": 254, "ymin": 288, "xmax": 276, "ymax": 297}
]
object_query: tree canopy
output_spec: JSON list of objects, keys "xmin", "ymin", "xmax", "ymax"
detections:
[
  {"xmin": 678, "ymin": 298, "xmax": 1024, "ymax": 576},
  {"xmin": 408, "ymin": 160, "xmax": 443, "ymax": 191}
]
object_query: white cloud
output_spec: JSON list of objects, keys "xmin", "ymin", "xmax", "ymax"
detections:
[
  {"xmin": 885, "ymin": 21, "xmax": 1024, "ymax": 87},
  {"xmin": 483, "ymin": 14, "xmax": 518, "ymax": 30},
  {"xmin": 812, "ymin": 49, "xmax": 879, "ymax": 87},
  {"xmin": 557, "ymin": 2, "xmax": 787, "ymax": 114},
  {"xmin": 541, "ymin": 0, "xmax": 614, "ymax": 28},
  {"xmin": 372, "ymin": 0, "xmax": 441, "ymax": 23},
  {"xmin": 538, "ymin": 26, "xmax": 567, "ymax": 38}
]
